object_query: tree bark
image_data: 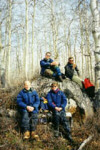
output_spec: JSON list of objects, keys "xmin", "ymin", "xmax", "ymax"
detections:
[
  {"xmin": 51, "ymin": 0, "xmax": 58, "ymax": 59},
  {"xmin": 90, "ymin": 0, "xmax": 100, "ymax": 90},
  {"xmin": 32, "ymin": 0, "xmax": 36, "ymax": 75},
  {"xmin": 79, "ymin": 5, "xmax": 84, "ymax": 79},
  {"xmin": 24, "ymin": 0, "xmax": 29, "ymax": 79},
  {"xmin": 6, "ymin": 0, "xmax": 12, "ymax": 85}
]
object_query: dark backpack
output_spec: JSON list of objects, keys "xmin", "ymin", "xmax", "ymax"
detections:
[{"xmin": 82, "ymin": 78, "xmax": 95, "ymax": 98}]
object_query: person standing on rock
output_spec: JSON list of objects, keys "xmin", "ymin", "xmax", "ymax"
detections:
[
  {"xmin": 40, "ymin": 52, "xmax": 63, "ymax": 82},
  {"xmin": 64, "ymin": 57, "xmax": 83, "ymax": 88},
  {"xmin": 46, "ymin": 82, "xmax": 73, "ymax": 142},
  {"xmin": 17, "ymin": 81, "xmax": 40, "ymax": 140}
]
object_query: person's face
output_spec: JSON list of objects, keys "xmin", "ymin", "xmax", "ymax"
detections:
[
  {"xmin": 45, "ymin": 53, "xmax": 51, "ymax": 60},
  {"xmin": 51, "ymin": 85, "xmax": 58, "ymax": 91},
  {"xmin": 24, "ymin": 81, "xmax": 31, "ymax": 90},
  {"xmin": 69, "ymin": 59, "xmax": 74, "ymax": 64}
]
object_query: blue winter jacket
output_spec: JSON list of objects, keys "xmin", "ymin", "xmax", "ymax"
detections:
[
  {"xmin": 40, "ymin": 58, "xmax": 53, "ymax": 75},
  {"xmin": 46, "ymin": 89, "xmax": 67, "ymax": 111},
  {"xmin": 17, "ymin": 88, "xmax": 40, "ymax": 113}
]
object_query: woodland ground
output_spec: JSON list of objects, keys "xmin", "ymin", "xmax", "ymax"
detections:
[{"xmin": 0, "ymin": 85, "xmax": 100, "ymax": 150}]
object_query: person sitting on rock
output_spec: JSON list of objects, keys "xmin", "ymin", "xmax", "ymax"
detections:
[
  {"xmin": 17, "ymin": 81, "xmax": 40, "ymax": 140},
  {"xmin": 40, "ymin": 97, "xmax": 49, "ymax": 112},
  {"xmin": 40, "ymin": 52, "xmax": 63, "ymax": 82},
  {"xmin": 65, "ymin": 57, "xmax": 83, "ymax": 88},
  {"xmin": 46, "ymin": 82, "xmax": 73, "ymax": 142}
]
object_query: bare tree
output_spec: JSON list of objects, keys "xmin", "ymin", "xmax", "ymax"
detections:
[
  {"xmin": 24, "ymin": 0, "xmax": 29, "ymax": 79},
  {"xmin": 6, "ymin": 0, "xmax": 12, "ymax": 85},
  {"xmin": 90, "ymin": 0, "xmax": 100, "ymax": 90},
  {"xmin": 31, "ymin": 0, "xmax": 36, "ymax": 75}
]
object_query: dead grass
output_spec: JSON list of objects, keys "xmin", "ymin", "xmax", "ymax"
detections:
[{"xmin": 0, "ymin": 86, "xmax": 100, "ymax": 150}]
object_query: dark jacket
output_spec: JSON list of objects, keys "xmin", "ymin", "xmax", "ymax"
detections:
[
  {"xmin": 40, "ymin": 58, "xmax": 53, "ymax": 75},
  {"xmin": 17, "ymin": 88, "xmax": 40, "ymax": 113},
  {"xmin": 64, "ymin": 63, "xmax": 79, "ymax": 79},
  {"xmin": 46, "ymin": 89, "xmax": 67, "ymax": 111}
]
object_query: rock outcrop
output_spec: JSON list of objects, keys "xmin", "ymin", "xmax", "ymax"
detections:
[
  {"xmin": 0, "ymin": 76, "xmax": 94, "ymax": 121},
  {"xmin": 31, "ymin": 76, "xmax": 94, "ymax": 120}
]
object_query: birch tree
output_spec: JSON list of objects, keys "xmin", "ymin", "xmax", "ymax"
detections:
[
  {"xmin": 24, "ymin": 0, "xmax": 29, "ymax": 79},
  {"xmin": 51, "ymin": 0, "xmax": 59, "ymax": 59},
  {"xmin": 6, "ymin": 0, "xmax": 12, "ymax": 85},
  {"xmin": 79, "ymin": 5, "xmax": 84, "ymax": 78},
  {"xmin": 31, "ymin": 0, "xmax": 36, "ymax": 75},
  {"xmin": 90, "ymin": 0, "xmax": 100, "ymax": 90}
]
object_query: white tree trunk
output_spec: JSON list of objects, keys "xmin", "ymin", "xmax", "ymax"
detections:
[
  {"xmin": 32, "ymin": 0, "xmax": 36, "ymax": 75},
  {"xmin": 6, "ymin": 0, "xmax": 12, "ymax": 85},
  {"xmin": 79, "ymin": 6, "xmax": 84, "ymax": 79},
  {"xmin": 90, "ymin": 0, "xmax": 100, "ymax": 90},
  {"xmin": 24, "ymin": 0, "xmax": 29, "ymax": 79},
  {"xmin": 51, "ymin": 0, "xmax": 58, "ymax": 59}
]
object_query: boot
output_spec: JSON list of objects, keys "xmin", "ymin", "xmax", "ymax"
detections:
[
  {"xmin": 31, "ymin": 131, "xmax": 39, "ymax": 141},
  {"xmin": 23, "ymin": 131, "xmax": 30, "ymax": 140},
  {"xmin": 66, "ymin": 134, "xmax": 75, "ymax": 145},
  {"xmin": 58, "ymin": 76, "xmax": 63, "ymax": 82}
]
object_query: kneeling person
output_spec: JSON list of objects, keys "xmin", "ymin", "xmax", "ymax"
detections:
[
  {"xmin": 17, "ymin": 81, "xmax": 40, "ymax": 140},
  {"xmin": 46, "ymin": 82, "xmax": 73, "ymax": 142}
]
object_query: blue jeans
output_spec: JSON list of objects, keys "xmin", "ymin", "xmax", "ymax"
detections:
[
  {"xmin": 51, "ymin": 66, "xmax": 62, "ymax": 77},
  {"xmin": 52, "ymin": 110, "xmax": 71, "ymax": 134},
  {"xmin": 21, "ymin": 111, "xmax": 38, "ymax": 132}
]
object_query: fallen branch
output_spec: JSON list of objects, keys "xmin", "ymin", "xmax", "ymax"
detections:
[
  {"xmin": 78, "ymin": 134, "xmax": 94, "ymax": 150},
  {"xmin": 0, "ymin": 143, "xmax": 7, "ymax": 148}
]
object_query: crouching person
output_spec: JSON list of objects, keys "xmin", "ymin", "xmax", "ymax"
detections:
[
  {"xmin": 46, "ymin": 82, "xmax": 73, "ymax": 142},
  {"xmin": 17, "ymin": 81, "xmax": 40, "ymax": 140}
]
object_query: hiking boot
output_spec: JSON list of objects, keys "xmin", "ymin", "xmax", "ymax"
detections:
[
  {"xmin": 58, "ymin": 76, "xmax": 63, "ymax": 82},
  {"xmin": 31, "ymin": 131, "xmax": 39, "ymax": 141},
  {"xmin": 66, "ymin": 134, "xmax": 74, "ymax": 144},
  {"xmin": 23, "ymin": 131, "xmax": 30, "ymax": 140},
  {"xmin": 54, "ymin": 130, "xmax": 59, "ymax": 137}
]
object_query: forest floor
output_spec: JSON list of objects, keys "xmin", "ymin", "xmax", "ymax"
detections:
[{"xmin": 0, "ymin": 87, "xmax": 100, "ymax": 150}]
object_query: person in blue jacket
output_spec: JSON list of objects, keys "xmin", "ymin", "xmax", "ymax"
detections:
[
  {"xmin": 46, "ymin": 82, "xmax": 73, "ymax": 142},
  {"xmin": 17, "ymin": 81, "xmax": 40, "ymax": 140},
  {"xmin": 40, "ymin": 52, "xmax": 63, "ymax": 82}
]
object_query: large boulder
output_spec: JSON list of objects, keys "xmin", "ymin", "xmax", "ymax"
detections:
[{"xmin": 31, "ymin": 76, "xmax": 94, "ymax": 120}]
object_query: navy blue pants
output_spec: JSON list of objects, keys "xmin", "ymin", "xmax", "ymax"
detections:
[
  {"xmin": 52, "ymin": 110, "xmax": 71, "ymax": 134},
  {"xmin": 21, "ymin": 111, "xmax": 38, "ymax": 132},
  {"xmin": 51, "ymin": 66, "xmax": 62, "ymax": 77}
]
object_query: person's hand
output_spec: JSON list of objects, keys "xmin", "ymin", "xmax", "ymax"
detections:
[
  {"xmin": 73, "ymin": 64, "xmax": 76, "ymax": 69},
  {"xmin": 42, "ymin": 97, "xmax": 48, "ymax": 103},
  {"xmin": 27, "ymin": 106, "xmax": 34, "ymax": 112},
  {"xmin": 55, "ymin": 107, "xmax": 62, "ymax": 111},
  {"xmin": 58, "ymin": 107, "xmax": 62, "ymax": 111},
  {"xmin": 51, "ymin": 61, "xmax": 58, "ymax": 66},
  {"xmin": 42, "ymin": 97, "xmax": 46, "ymax": 101},
  {"xmin": 55, "ymin": 107, "xmax": 59, "ymax": 111}
]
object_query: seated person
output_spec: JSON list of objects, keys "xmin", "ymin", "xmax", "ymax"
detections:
[
  {"xmin": 65, "ymin": 57, "xmax": 83, "ymax": 88},
  {"xmin": 17, "ymin": 81, "xmax": 40, "ymax": 140},
  {"xmin": 46, "ymin": 82, "xmax": 73, "ymax": 142},
  {"xmin": 40, "ymin": 97, "xmax": 49, "ymax": 112},
  {"xmin": 40, "ymin": 52, "xmax": 63, "ymax": 82},
  {"xmin": 39, "ymin": 97, "xmax": 49, "ymax": 124}
]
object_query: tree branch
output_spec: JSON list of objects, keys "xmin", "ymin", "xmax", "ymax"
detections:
[{"xmin": 78, "ymin": 135, "xmax": 93, "ymax": 150}]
